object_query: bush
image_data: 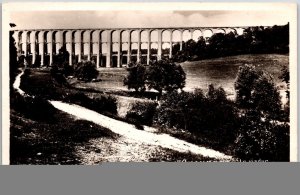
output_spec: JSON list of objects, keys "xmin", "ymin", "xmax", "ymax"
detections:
[
  {"xmin": 156, "ymin": 85, "xmax": 239, "ymax": 143},
  {"xmin": 20, "ymin": 68, "xmax": 69, "ymax": 100},
  {"xmin": 63, "ymin": 63, "xmax": 74, "ymax": 77},
  {"xmin": 52, "ymin": 46, "xmax": 69, "ymax": 67},
  {"xmin": 10, "ymin": 92, "xmax": 57, "ymax": 122},
  {"xmin": 32, "ymin": 55, "xmax": 41, "ymax": 68},
  {"xmin": 64, "ymin": 92, "xmax": 117, "ymax": 115},
  {"xmin": 123, "ymin": 63, "xmax": 146, "ymax": 92},
  {"xmin": 126, "ymin": 101, "xmax": 158, "ymax": 126},
  {"xmin": 63, "ymin": 92, "xmax": 91, "ymax": 105},
  {"xmin": 90, "ymin": 95, "xmax": 118, "ymax": 115},
  {"xmin": 74, "ymin": 61, "xmax": 99, "ymax": 82},
  {"xmin": 234, "ymin": 110, "xmax": 290, "ymax": 161},
  {"xmin": 279, "ymin": 64, "xmax": 290, "ymax": 121},
  {"xmin": 50, "ymin": 65, "xmax": 68, "ymax": 85}
]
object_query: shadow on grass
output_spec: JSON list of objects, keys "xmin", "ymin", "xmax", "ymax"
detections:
[
  {"xmin": 149, "ymin": 147, "xmax": 218, "ymax": 162},
  {"xmin": 156, "ymin": 127, "xmax": 236, "ymax": 157},
  {"xmin": 10, "ymin": 109, "xmax": 118, "ymax": 165}
]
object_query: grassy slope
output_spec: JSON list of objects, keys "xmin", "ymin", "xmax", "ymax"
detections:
[
  {"xmin": 71, "ymin": 54, "xmax": 289, "ymax": 157},
  {"xmin": 76, "ymin": 54, "xmax": 288, "ymax": 96},
  {"xmin": 12, "ymin": 69, "xmax": 217, "ymax": 163},
  {"xmin": 11, "ymin": 70, "xmax": 120, "ymax": 164},
  {"xmin": 10, "ymin": 108, "xmax": 118, "ymax": 165},
  {"xmin": 181, "ymin": 54, "xmax": 288, "ymax": 95}
]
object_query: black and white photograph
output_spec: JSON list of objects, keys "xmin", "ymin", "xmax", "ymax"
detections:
[{"xmin": 2, "ymin": 2, "xmax": 297, "ymax": 164}]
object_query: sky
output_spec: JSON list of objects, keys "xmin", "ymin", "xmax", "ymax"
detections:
[{"xmin": 9, "ymin": 10, "xmax": 290, "ymax": 30}]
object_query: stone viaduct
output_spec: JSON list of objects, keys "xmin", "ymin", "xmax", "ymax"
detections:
[{"xmin": 11, "ymin": 26, "xmax": 254, "ymax": 68}]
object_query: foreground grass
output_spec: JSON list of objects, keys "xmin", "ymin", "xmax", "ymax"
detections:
[
  {"xmin": 10, "ymin": 107, "xmax": 118, "ymax": 165},
  {"xmin": 155, "ymin": 127, "xmax": 235, "ymax": 157},
  {"xmin": 22, "ymin": 68, "xmax": 237, "ymax": 156},
  {"xmin": 12, "ymin": 68, "xmax": 219, "ymax": 162},
  {"xmin": 149, "ymin": 148, "xmax": 220, "ymax": 162}
]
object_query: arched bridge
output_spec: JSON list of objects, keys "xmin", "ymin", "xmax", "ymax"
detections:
[{"xmin": 11, "ymin": 26, "xmax": 268, "ymax": 68}]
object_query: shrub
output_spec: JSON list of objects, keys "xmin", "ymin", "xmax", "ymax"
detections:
[
  {"xmin": 20, "ymin": 68, "xmax": 67, "ymax": 100},
  {"xmin": 279, "ymin": 64, "xmax": 290, "ymax": 121},
  {"xmin": 50, "ymin": 66, "xmax": 68, "ymax": 85},
  {"xmin": 64, "ymin": 92, "xmax": 117, "ymax": 115},
  {"xmin": 63, "ymin": 92, "xmax": 91, "ymax": 105},
  {"xmin": 90, "ymin": 95, "xmax": 118, "ymax": 115},
  {"xmin": 32, "ymin": 55, "xmax": 41, "ymax": 68},
  {"xmin": 74, "ymin": 61, "xmax": 99, "ymax": 82},
  {"xmin": 126, "ymin": 101, "xmax": 158, "ymax": 126},
  {"xmin": 62, "ymin": 62, "xmax": 74, "ymax": 77},
  {"xmin": 234, "ymin": 110, "xmax": 290, "ymax": 161},
  {"xmin": 123, "ymin": 63, "xmax": 146, "ymax": 92},
  {"xmin": 10, "ymin": 92, "xmax": 57, "ymax": 122},
  {"xmin": 52, "ymin": 46, "xmax": 69, "ymax": 67},
  {"xmin": 156, "ymin": 86, "xmax": 239, "ymax": 143}
]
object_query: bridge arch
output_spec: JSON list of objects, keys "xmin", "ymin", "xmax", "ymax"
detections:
[
  {"xmin": 192, "ymin": 30, "xmax": 202, "ymax": 41},
  {"xmin": 182, "ymin": 29, "xmax": 192, "ymax": 42},
  {"xmin": 11, "ymin": 25, "xmax": 270, "ymax": 68}
]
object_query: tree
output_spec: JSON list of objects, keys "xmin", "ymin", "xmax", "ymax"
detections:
[
  {"xmin": 234, "ymin": 110, "xmax": 289, "ymax": 161},
  {"xmin": 279, "ymin": 64, "xmax": 290, "ymax": 121},
  {"xmin": 252, "ymin": 73, "xmax": 282, "ymax": 119},
  {"xmin": 146, "ymin": 59, "xmax": 186, "ymax": 95},
  {"xmin": 234, "ymin": 64, "xmax": 282, "ymax": 120},
  {"xmin": 123, "ymin": 63, "xmax": 146, "ymax": 92},
  {"xmin": 234, "ymin": 65, "xmax": 289, "ymax": 161},
  {"xmin": 10, "ymin": 30, "xmax": 18, "ymax": 88},
  {"xmin": 234, "ymin": 64, "xmax": 260, "ymax": 109},
  {"xmin": 52, "ymin": 46, "xmax": 70, "ymax": 67},
  {"xmin": 170, "ymin": 24, "xmax": 289, "ymax": 62},
  {"xmin": 74, "ymin": 61, "xmax": 99, "ymax": 82}
]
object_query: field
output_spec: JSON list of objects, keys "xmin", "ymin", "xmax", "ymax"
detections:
[
  {"xmin": 10, "ymin": 53, "xmax": 289, "ymax": 163},
  {"xmin": 181, "ymin": 54, "xmax": 289, "ymax": 98},
  {"xmin": 77, "ymin": 54, "xmax": 289, "ymax": 101},
  {"xmin": 11, "ymin": 68, "xmax": 220, "ymax": 164}
]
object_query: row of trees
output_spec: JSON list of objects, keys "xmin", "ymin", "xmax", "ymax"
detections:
[
  {"xmin": 123, "ymin": 59, "xmax": 186, "ymax": 95},
  {"xmin": 171, "ymin": 24, "xmax": 289, "ymax": 62},
  {"xmin": 125, "ymin": 61, "xmax": 290, "ymax": 161}
]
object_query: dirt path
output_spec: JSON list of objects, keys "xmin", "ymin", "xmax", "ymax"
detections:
[
  {"xmin": 50, "ymin": 101, "xmax": 233, "ymax": 161},
  {"xmin": 14, "ymin": 70, "xmax": 232, "ymax": 162}
]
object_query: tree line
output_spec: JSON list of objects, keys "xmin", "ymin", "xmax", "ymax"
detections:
[
  {"xmin": 126, "ymin": 63, "xmax": 290, "ymax": 161},
  {"xmin": 171, "ymin": 24, "xmax": 289, "ymax": 62}
]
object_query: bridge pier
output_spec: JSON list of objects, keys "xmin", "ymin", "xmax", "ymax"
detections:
[
  {"xmin": 12, "ymin": 26, "xmax": 246, "ymax": 67},
  {"xmin": 127, "ymin": 30, "xmax": 131, "ymax": 65},
  {"xmin": 147, "ymin": 30, "xmax": 151, "ymax": 65},
  {"xmin": 117, "ymin": 30, "xmax": 122, "ymax": 68}
]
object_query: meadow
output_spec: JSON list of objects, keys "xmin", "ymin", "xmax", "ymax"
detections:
[{"xmin": 77, "ymin": 54, "xmax": 288, "ymax": 101}]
